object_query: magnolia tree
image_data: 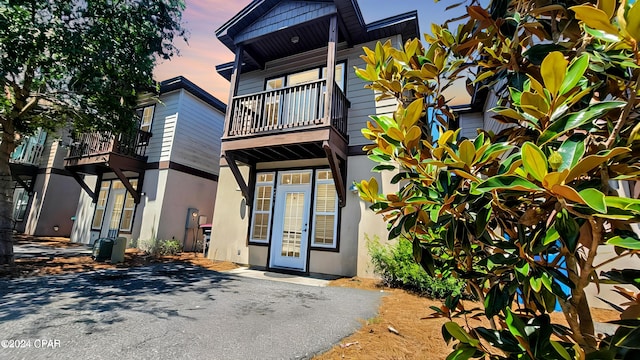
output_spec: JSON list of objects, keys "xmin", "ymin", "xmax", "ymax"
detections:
[
  {"xmin": 356, "ymin": 0, "xmax": 640, "ymax": 358},
  {"xmin": 0, "ymin": 0, "xmax": 186, "ymax": 264}
]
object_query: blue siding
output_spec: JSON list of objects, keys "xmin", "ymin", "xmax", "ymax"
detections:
[{"xmin": 235, "ymin": 1, "xmax": 336, "ymax": 43}]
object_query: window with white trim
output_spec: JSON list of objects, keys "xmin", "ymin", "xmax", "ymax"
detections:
[
  {"xmin": 119, "ymin": 179, "xmax": 138, "ymax": 232},
  {"xmin": 138, "ymin": 105, "xmax": 154, "ymax": 133},
  {"xmin": 311, "ymin": 170, "xmax": 338, "ymax": 248},
  {"xmin": 250, "ymin": 172, "xmax": 275, "ymax": 243},
  {"xmin": 92, "ymin": 181, "xmax": 110, "ymax": 229}
]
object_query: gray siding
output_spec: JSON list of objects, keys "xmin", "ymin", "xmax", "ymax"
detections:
[
  {"xmin": 236, "ymin": 1, "xmax": 336, "ymax": 43},
  {"xmin": 235, "ymin": 35, "xmax": 403, "ymax": 147},
  {"xmin": 458, "ymin": 112, "xmax": 483, "ymax": 140},
  {"xmin": 146, "ymin": 91, "xmax": 180, "ymax": 163},
  {"xmin": 171, "ymin": 90, "xmax": 225, "ymax": 175}
]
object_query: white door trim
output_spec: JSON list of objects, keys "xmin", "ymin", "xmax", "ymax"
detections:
[{"xmin": 269, "ymin": 171, "xmax": 312, "ymax": 271}]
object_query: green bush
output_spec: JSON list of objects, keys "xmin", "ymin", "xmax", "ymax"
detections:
[
  {"xmin": 158, "ymin": 239, "xmax": 182, "ymax": 256},
  {"xmin": 139, "ymin": 238, "xmax": 182, "ymax": 257},
  {"xmin": 368, "ymin": 236, "xmax": 465, "ymax": 299}
]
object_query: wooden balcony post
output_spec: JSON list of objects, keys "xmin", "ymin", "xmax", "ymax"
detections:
[
  {"xmin": 324, "ymin": 14, "xmax": 337, "ymax": 125},
  {"xmin": 223, "ymin": 45, "xmax": 244, "ymax": 139}
]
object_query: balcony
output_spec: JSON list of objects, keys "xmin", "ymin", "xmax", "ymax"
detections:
[
  {"xmin": 10, "ymin": 141, "xmax": 44, "ymax": 167},
  {"xmin": 64, "ymin": 130, "xmax": 151, "ymax": 203},
  {"xmin": 222, "ymin": 79, "xmax": 349, "ymax": 163},
  {"xmin": 66, "ymin": 130, "xmax": 151, "ymax": 161}
]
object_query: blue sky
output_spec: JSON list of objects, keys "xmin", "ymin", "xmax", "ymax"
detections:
[{"xmin": 154, "ymin": 0, "xmax": 467, "ymax": 103}]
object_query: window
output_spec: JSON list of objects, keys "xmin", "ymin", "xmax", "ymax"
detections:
[
  {"xmin": 92, "ymin": 181, "xmax": 110, "ymax": 229},
  {"xmin": 119, "ymin": 179, "xmax": 138, "ymax": 232},
  {"xmin": 250, "ymin": 173, "xmax": 275, "ymax": 243},
  {"xmin": 311, "ymin": 170, "xmax": 338, "ymax": 248},
  {"xmin": 13, "ymin": 188, "xmax": 29, "ymax": 222},
  {"xmin": 322, "ymin": 62, "xmax": 345, "ymax": 91},
  {"xmin": 137, "ymin": 105, "xmax": 154, "ymax": 133}
]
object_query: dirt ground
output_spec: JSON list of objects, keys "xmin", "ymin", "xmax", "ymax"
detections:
[
  {"xmin": 0, "ymin": 235, "xmax": 239, "ymax": 278},
  {"xmin": 1, "ymin": 236, "xmax": 621, "ymax": 359},
  {"xmin": 315, "ymin": 277, "xmax": 620, "ymax": 360}
]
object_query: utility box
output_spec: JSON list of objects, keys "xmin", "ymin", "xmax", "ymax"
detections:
[
  {"xmin": 111, "ymin": 237, "xmax": 127, "ymax": 263},
  {"xmin": 92, "ymin": 238, "xmax": 114, "ymax": 262}
]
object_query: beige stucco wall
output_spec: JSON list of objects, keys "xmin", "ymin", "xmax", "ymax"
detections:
[
  {"xmin": 585, "ymin": 245, "xmax": 640, "ymax": 309},
  {"xmin": 208, "ymin": 165, "xmax": 251, "ymax": 264},
  {"xmin": 70, "ymin": 175, "xmax": 99, "ymax": 244},
  {"xmin": 157, "ymin": 169, "xmax": 217, "ymax": 250}
]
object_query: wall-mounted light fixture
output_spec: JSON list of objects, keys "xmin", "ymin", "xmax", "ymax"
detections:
[
  {"xmin": 291, "ymin": 35, "xmax": 299, "ymax": 44},
  {"xmin": 349, "ymin": 182, "xmax": 359, "ymax": 194},
  {"xmin": 53, "ymin": 225, "xmax": 59, "ymax": 232}
]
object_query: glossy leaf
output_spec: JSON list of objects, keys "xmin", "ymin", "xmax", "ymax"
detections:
[
  {"xmin": 522, "ymin": 142, "xmax": 548, "ymax": 182},
  {"xmin": 566, "ymin": 147, "xmax": 631, "ymax": 182},
  {"xmin": 474, "ymin": 176, "xmax": 542, "ymax": 194},
  {"xmin": 559, "ymin": 53, "xmax": 589, "ymax": 96},
  {"xmin": 541, "ymin": 51, "xmax": 567, "ymax": 96},
  {"xmin": 579, "ymin": 188, "xmax": 607, "ymax": 213},
  {"xmin": 607, "ymin": 235, "xmax": 640, "ymax": 250},
  {"xmin": 403, "ymin": 97, "xmax": 424, "ymax": 129},
  {"xmin": 570, "ymin": 5, "xmax": 620, "ymax": 35},
  {"xmin": 557, "ymin": 134, "xmax": 586, "ymax": 171},
  {"xmin": 443, "ymin": 321, "xmax": 480, "ymax": 346},
  {"xmin": 538, "ymin": 101, "xmax": 626, "ymax": 144},
  {"xmin": 627, "ymin": 1, "xmax": 640, "ymax": 42}
]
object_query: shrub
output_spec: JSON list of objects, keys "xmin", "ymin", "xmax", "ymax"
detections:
[
  {"xmin": 139, "ymin": 238, "xmax": 182, "ymax": 257},
  {"xmin": 368, "ymin": 236, "xmax": 465, "ymax": 299},
  {"xmin": 158, "ymin": 239, "xmax": 182, "ymax": 256}
]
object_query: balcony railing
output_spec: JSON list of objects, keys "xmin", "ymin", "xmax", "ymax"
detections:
[
  {"xmin": 67, "ymin": 130, "xmax": 152, "ymax": 159},
  {"xmin": 227, "ymin": 79, "xmax": 349, "ymax": 138},
  {"xmin": 10, "ymin": 142, "xmax": 45, "ymax": 167}
]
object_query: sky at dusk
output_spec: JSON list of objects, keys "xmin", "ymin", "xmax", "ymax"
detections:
[{"xmin": 153, "ymin": 0, "xmax": 466, "ymax": 104}]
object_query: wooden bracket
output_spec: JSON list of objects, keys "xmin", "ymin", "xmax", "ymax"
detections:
[
  {"xmin": 112, "ymin": 167, "xmax": 142, "ymax": 204},
  {"xmin": 323, "ymin": 140, "xmax": 346, "ymax": 207},
  {"xmin": 225, "ymin": 153, "xmax": 253, "ymax": 205},
  {"xmin": 69, "ymin": 171, "xmax": 98, "ymax": 203}
]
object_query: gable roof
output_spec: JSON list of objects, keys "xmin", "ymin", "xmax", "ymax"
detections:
[{"xmin": 215, "ymin": 0, "xmax": 418, "ymax": 80}]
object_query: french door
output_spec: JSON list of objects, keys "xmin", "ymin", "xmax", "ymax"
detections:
[{"xmin": 269, "ymin": 171, "xmax": 312, "ymax": 271}]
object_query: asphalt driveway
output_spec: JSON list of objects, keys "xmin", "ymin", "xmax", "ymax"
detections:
[{"xmin": 0, "ymin": 264, "xmax": 383, "ymax": 359}]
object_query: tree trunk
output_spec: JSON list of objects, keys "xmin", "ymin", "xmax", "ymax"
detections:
[{"xmin": 0, "ymin": 123, "xmax": 16, "ymax": 265}]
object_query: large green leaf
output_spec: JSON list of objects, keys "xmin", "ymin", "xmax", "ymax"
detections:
[
  {"xmin": 473, "ymin": 176, "xmax": 543, "ymax": 194},
  {"xmin": 607, "ymin": 235, "xmax": 640, "ymax": 250},
  {"xmin": 557, "ymin": 134, "xmax": 586, "ymax": 171},
  {"xmin": 566, "ymin": 147, "xmax": 631, "ymax": 182},
  {"xmin": 579, "ymin": 188, "xmax": 607, "ymax": 213},
  {"xmin": 522, "ymin": 142, "xmax": 548, "ymax": 182},
  {"xmin": 538, "ymin": 101, "xmax": 626, "ymax": 144},
  {"xmin": 443, "ymin": 322, "xmax": 480, "ymax": 346},
  {"xmin": 559, "ymin": 53, "xmax": 589, "ymax": 96},
  {"xmin": 505, "ymin": 308, "xmax": 528, "ymax": 343},
  {"xmin": 485, "ymin": 284, "xmax": 510, "ymax": 317}
]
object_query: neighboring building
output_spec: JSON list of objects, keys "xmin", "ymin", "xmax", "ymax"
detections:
[
  {"xmin": 68, "ymin": 76, "xmax": 226, "ymax": 250},
  {"xmin": 209, "ymin": 0, "xmax": 419, "ymax": 277},
  {"xmin": 10, "ymin": 128, "xmax": 81, "ymax": 236}
]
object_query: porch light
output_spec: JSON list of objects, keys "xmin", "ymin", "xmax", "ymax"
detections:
[
  {"xmin": 349, "ymin": 182, "xmax": 358, "ymax": 194},
  {"xmin": 53, "ymin": 225, "xmax": 59, "ymax": 232},
  {"xmin": 291, "ymin": 35, "xmax": 299, "ymax": 44}
]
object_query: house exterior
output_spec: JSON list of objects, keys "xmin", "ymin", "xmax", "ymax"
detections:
[
  {"xmin": 208, "ymin": 0, "xmax": 419, "ymax": 277},
  {"xmin": 10, "ymin": 128, "xmax": 81, "ymax": 236},
  {"xmin": 68, "ymin": 76, "xmax": 226, "ymax": 250}
]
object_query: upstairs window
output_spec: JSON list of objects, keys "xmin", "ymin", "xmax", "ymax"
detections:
[{"xmin": 137, "ymin": 105, "xmax": 154, "ymax": 133}]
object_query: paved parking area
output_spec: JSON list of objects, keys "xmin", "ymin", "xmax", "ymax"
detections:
[{"xmin": 0, "ymin": 263, "xmax": 382, "ymax": 359}]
